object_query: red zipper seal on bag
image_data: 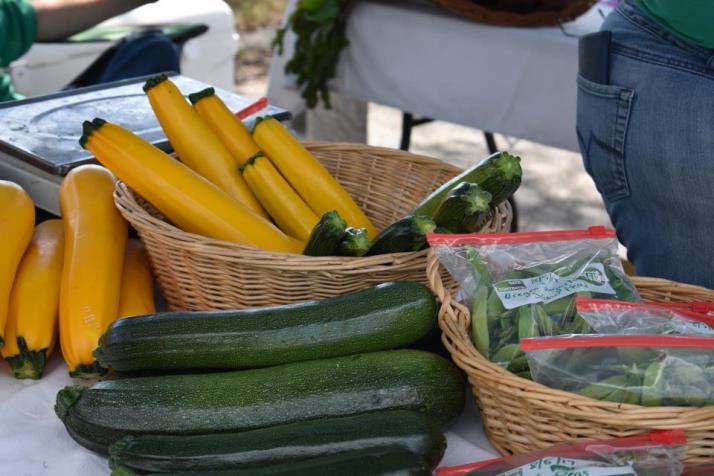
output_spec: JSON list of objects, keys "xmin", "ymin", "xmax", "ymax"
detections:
[
  {"xmin": 520, "ymin": 334, "xmax": 714, "ymax": 351},
  {"xmin": 575, "ymin": 297, "xmax": 714, "ymax": 327},
  {"xmin": 235, "ymin": 97, "xmax": 269, "ymax": 119},
  {"xmin": 658, "ymin": 301, "xmax": 714, "ymax": 316},
  {"xmin": 427, "ymin": 226, "xmax": 615, "ymax": 247},
  {"xmin": 435, "ymin": 430, "xmax": 686, "ymax": 476}
]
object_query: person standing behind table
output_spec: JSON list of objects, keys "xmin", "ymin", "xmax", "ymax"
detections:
[
  {"xmin": 0, "ymin": 0, "xmax": 174, "ymax": 102},
  {"xmin": 576, "ymin": 0, "xmax": 714, "ymax": 289}
]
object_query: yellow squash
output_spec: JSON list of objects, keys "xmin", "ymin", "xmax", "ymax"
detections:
[
  {"xmin": 143, "ymin": 75, "xmax": 268, "ymax": 219},
  {"xmin": 59, "ymin": 165, "xmax": 128, "ymax": 378},
  {"xmin": 189, "ymin": 87, "xmax": 260, "ymax": 165},
  {"xmin": 118, "ymin": 239, "xmax": 156, "ymax": 318},
  {"xmin": 2, "ymin": 219, "xmax": 64, "ymax": 379},
  {"xmin": 80, "ymin": 119, "xmax": 304, "ymax": 254},
  {"xmin": 241, "ymin": 152, "xmax": 319, "ymax": 242},
  {"xmin": 0, "ymin": 181, "xmax": 35, "ymax": 348},
  {"xmin": 252, "ymin": 117, "xmax": 378, "ymax": 239}
]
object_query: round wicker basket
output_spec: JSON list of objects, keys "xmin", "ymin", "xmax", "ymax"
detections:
[
  {"xmin": 113, "ymin": 142, "xmax": 512, "ymax": 310},
  {"xmin": 434, "ymin": 0, "xmax": 595, "ymax": 27},
  {"xmin": 426, "ymin": 249, "xmax": 714, "ymax": 464}
]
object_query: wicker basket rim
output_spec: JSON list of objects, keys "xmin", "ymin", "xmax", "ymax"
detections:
[
  {"xmin": 426, "ymin": 249, "xmax": 714, "ymax": 416},
  {"xmin": 114, "ymin": 141, "xmax": 469, "ymax": 270}
]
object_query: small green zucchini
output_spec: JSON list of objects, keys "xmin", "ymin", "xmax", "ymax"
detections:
[
  {"xmin": 412, "ymin": 151, "xmax": 522, "ymax": 217},
  {"xmin": 303, "ymin": 210, "xmax": 347, "ymax": 256},
  {"xmin": 365, "ymin": 215, "xmax": 435, "ymax": 256},
  {"xmin": 338, "ymin": 227, "xmax": 371, "ymax": 257},
  {"xmin": 112, "ymin": 446, "xmax": 432, "ymax": 476},
  {"xmin": 95, "ymin": 281, "xmax": 436, "ymax": 372},
  {"xmin": 56, "ymin": 349, "xmax": 465, "ymax": 453},
  {"xmin": 433, "ymin": 182, "xmax": 493, "ymax": 233},
  {"xmin": 108, "ymin": 410, "xmax": 445, "ymax": 473}
]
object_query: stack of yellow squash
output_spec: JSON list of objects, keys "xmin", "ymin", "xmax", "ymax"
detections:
[{"xmin": 0, "ymin": 173, "xmax": 156, "ymax": 380}]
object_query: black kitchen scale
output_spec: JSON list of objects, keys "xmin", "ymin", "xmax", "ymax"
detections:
[{"xmin": 0, "ymin": 72, "xmax": 289, "ymax": 215}]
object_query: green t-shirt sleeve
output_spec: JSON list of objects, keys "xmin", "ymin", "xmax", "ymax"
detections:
[{"xmin": 0, "ymin": 0, "xmax": 37, "ymax": 67}]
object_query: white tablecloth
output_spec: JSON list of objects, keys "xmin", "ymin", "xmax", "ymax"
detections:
[
  {"xmin": 268, "ymin": 0, "xmax": 611, "ymax": 152},
  {"xmin": 0, "ymin": 354, "xmax": 498, "ymax": 476}
]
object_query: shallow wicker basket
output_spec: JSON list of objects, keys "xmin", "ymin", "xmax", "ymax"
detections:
[
  {"xmin": 426, "ymin": 250, "xmax": 714, "ymax": 464},
  {"xmin": 113, "ymin": 142, "xmax": 512, "ymax": 310},
  {"xmin": 434, "ymin": 0, "xmax": 595, "ymax": 27}
]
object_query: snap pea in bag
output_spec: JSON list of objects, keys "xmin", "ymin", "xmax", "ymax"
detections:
[
  {"xmin": 428, "ymin": 227, "xmax": 639, "ymax": 375},
  {"xmin": 436, "ymin": 430, "xmax": 686, "ymax": 476},
  {"xmin": 577, "ymin": 298, "xmax": 714, "ymax": 336},
  {"xmin": 521, "ymin": 335, "xmax": 714, "ymax": 407}
]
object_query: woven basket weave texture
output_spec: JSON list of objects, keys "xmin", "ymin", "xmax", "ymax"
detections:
[
  {"xmin": 426, "ymin": 249, "xmax": 714, "ymax": 464},
  {"xmin": 434, "ymin": 0, "xmax": 595, "ymax": 26},
  {"xmin": 114, "ymin": 142, "xmax": 512, "ymax": 310}
]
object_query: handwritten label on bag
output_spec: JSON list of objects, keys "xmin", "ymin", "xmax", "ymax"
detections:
[
  {"xmin": 493, "ymin": 263, "xmax": 616, "ymax": 310},
  {"xmin": 495, "ymin": 457, "xmax": 637, "ymax": 476}
]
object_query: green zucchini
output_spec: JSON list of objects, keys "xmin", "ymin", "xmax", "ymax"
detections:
[
  {"xmin": 112, "ymin": 446, "xmax": 431, "ymax": 476},
  {"xmin": 338, "ymin": 227, "xmax": 371, "ymax": 257},
  {"xmin": 412, "ymin": 151, "xmax": 522, "ymax": 217},
  {"xmin": 303, "ymin": 210, "xmax": 347, "ymax": 256},
  {"xmin": 56, "ymin": 349, "xmax": 465, "ymax": 453},
  {"xmin": 365, "ymin": 215, "xmax": 435, "ymax": 256},
  {"xmin": 433, "ymin": 182, "xmax": 493, "ymax": 233},
  {"xmin": 108, "ymin": 410, "xmax": 445, "ymax": 472},
  {"xmin": 95, "ymin": 282, "xmax": 436, "ymax": 372}
]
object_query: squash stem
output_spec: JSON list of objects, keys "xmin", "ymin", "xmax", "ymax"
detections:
[
  {"xmin": 5, "ymin": 337, "xmax": 47, "ymax": 379},
  {"xmin": 187, "ymin": 87, "xmax": 216, "ymax": 105},
  {"xmin": 54, "ymin": 384, "xmax": 87, "ymax": 421}
]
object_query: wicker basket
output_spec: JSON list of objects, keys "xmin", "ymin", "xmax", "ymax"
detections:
[
  {"xmin": 434, "ymin": 0, "xmax": 595, "ymax": 27},
  {"xmin": 113, "ymin": 142, "xmax": 512, "ymax": 310},
  {"xmin": 426, "ymin": 249, "xmax": 714, "ymax": 464}
]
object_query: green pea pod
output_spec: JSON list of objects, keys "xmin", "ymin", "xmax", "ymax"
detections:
[
  {"xmin": 466, "ymin": 246, "xmax": 491, "ymax": 288},
  {"xmin": 517, "ymin": 306, "xmax": 538, "ymax": 340},
  {"xmin": 490, "ymin": 343, "xmax": 520, "ymax": 367},
  {"xmin": 515, "ymin": 371, "xmax": 532, "ymax": 380},
  {"xmin": 470, "ymin": 286, "xmax": 490, "ymax": 358},
  {"xmin": 486, "ymin": 290, "xmax": 505, "ymax": 322},
  {"xmin": 604, "ymin": 265, "xmax": 639, "ymax": 302},
  {"xmin": 507, "ymin": 351, "xmax": 529, "ymax": 373},
  {"xmin": 641, "ymin": 360, "xmax": 664, "ymax": 406},
  {"xmin": 578, "ymin": 374, "xmax": 630, "ymax": 400},
  {"xmin": 542, "ymin": 295, "xmax": 573, "ymax": 318},
  {"xmin": 532, "ymin": 303, "xmax": 555, "ymax": 336}
]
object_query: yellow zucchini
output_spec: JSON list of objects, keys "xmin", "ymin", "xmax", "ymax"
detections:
[
  {"xmin": 2, "ymin": 219, "xmax": 64, "ymax": 379},
  {"xmin": 240, "ymin": 152, "xmax": 319, "ymax": 242},
  {"xmin": 143, "ymin": 75, "xmax": 267, "ymax": 219},
  {"xmin": 0, "ymin": 181, "xmax": 35, "ymax": 348},
  {"xmin": 59, "ymin": 165, "xmax": 128, "ymax": 378},
  {"xmin": 118, "ymin": 239, "xmax": 156, "ymax": 318},
  {"xmin": 80, "ymin": 119, "xmax": 304, "ymax": 254},
  {"xmin": 189, "ymin": 87, "xmax": 260, "ymax": 165},
  {"xmin": 252, "ymin": 117, "xmax": 377, "ymax": 239}
]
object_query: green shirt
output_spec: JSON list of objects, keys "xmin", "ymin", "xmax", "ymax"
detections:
[
  {"xmin": 0, "ymin": 0, "xmax": 36, "ymax": 102},
  {"xmin": 634, "ymin": 0, "xmax": 714, "ymax": 50}
]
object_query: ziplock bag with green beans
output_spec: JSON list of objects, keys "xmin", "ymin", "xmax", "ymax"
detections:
[
  {"xmin": 577, "ymin": 298, "xmax": 714, "ymax": 336},
  {"xmin": 428, "ymin": 227, "xmax": 640, "ymax": 375},
  {"xmin": 521, "ymin": 334, "xmax": 714, "ymax": 407},
  {"xmin": 436, "ymin": 430, "xmax": 686, "ymax": 476}
]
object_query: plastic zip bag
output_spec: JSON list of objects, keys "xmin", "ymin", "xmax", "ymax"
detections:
[
  {"xmin": 576, "ymin": 298, "xmax": 714, "ymax": 336},
  {"xmin": 428, "ymin": 227, "xmax": 640, "ymax": 375},
  {"xmin": 436, "ymin": 430, "xmax": 686, "ymax": 476},
  {"xmin": 658, "ymin": 302, "xmax": 714, "ymax": 318},
  {"xmin": 521, "ymin": 335, "xmax": 714, "ymax": 406}
]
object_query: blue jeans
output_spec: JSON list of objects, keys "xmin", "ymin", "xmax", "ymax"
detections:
[{"xmin": 576, "ymin": 0, "xmax": 714, "ymax": 289}]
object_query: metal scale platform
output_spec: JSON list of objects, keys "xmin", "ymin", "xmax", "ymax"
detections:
[{"xmin": 0, "ymin": 73, "xmax": 288, "ymax": 215}]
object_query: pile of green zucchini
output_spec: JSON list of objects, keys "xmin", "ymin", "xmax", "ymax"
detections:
[
  {"xmin": 56, "ymin": 282, "xmax": 465, "ymax": 475},
  {"xmin": 303, "ymin": 151, "xmax": 522, "ymax": 257}
]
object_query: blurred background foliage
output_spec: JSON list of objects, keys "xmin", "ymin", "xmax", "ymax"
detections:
[{"xmin": 226, "ymin": 0, "xmax": 288, "ymax": 31}]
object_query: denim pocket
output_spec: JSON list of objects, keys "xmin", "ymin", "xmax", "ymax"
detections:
[{"xmin": 576, "ymin": 74, "xmax": 635, "ymax": 202}]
